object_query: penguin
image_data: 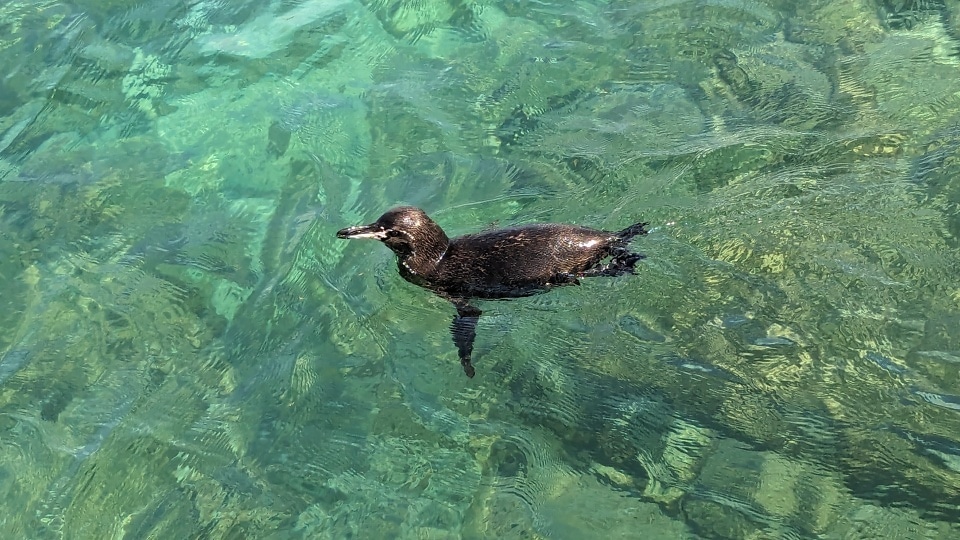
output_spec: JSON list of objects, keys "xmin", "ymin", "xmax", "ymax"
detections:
[{"xmin": 337, "ymin": 206, "xmax": 648, "ymax": 377}]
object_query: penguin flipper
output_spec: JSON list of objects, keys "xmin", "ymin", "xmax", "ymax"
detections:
[{"xmin": 450, "ymin": 301, "xmax": 482, "ymax": 378}]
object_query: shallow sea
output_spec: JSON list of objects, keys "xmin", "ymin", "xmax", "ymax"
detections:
[{"xmin": 2, "ymin": 0, "xmax": 960, "ymax": 538}]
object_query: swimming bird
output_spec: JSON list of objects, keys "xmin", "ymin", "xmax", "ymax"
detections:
[{"xmin": 337, "ymin": 206, "xmax": 648, "ymax": 377}]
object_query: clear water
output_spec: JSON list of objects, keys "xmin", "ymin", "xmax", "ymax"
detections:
[{"xmin": 2, "ymin": 0, "xmax": 960, "ymax": 538}]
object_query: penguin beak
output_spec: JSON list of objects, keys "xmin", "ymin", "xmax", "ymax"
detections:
[{"xmin": 336, "ymin": 224, "xmax": 388, "ymax": 240}]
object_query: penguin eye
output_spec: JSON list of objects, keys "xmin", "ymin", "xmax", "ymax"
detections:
[{"xmin": 384, "ymin": 229, "xmax": 411, "ymax": 245}]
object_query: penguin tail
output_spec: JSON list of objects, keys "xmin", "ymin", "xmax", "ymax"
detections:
[{"xmin": 615, "ymin": 221, "xmax": 649, "ymax": 242}]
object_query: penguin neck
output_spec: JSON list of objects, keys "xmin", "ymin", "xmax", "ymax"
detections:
[{"xmin": 396, "ymin": 228, "xmax": 449, "ymax": 280}]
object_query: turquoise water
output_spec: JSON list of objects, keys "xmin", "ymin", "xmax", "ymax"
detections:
[{"xmin": 2, "ymin": 0, "xmax": 960, "ymax": 537}]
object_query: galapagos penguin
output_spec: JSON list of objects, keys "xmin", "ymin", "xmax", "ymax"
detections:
[{"xmin": 337, "ymin": 206, "xmax": 648, "ymax": 378}]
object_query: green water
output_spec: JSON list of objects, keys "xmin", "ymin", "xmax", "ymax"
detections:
[{"xmin": 2, "ymin": 0, "xmax": 960, "ymax": 537}]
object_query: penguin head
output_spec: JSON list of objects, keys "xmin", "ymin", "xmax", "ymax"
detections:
[{"xmin": 337, "ymin": 206, "xmax": 449, "ymax": 266}]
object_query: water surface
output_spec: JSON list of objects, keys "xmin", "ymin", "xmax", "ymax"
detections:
[{"xmin": 2, "ymin": 0, "xmax": 960, "ymax": 538}]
